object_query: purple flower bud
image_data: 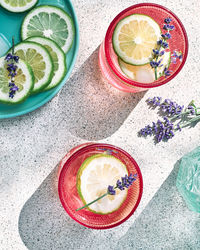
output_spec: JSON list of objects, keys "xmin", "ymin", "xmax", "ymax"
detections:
[
  {"xmin": 5, "ymin": 53, "xmax": 13, "ymax": 62},
  {"xmin": 107, "ymin": 185, "xmax": 116, "ymax": 195},
  {"xmin": 164, "ymin": 17, "xmax": 172, "ymax": 24}
]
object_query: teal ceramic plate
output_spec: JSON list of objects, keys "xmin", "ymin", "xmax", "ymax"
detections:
[{"xmin": 0, "ymin": 0, "xmax": 79, "ymax": 119}]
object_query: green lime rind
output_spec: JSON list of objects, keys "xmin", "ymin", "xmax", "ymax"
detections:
[
  {"xmin": 112, "ymin": 14, "xmax": 161, "ymax": 66},
  {"xmin": 21, "ymin": 5, "xmax": 75, "ymax": 53},
  {"xmin": 26, "ymin": 36, "xmax": 67, "ymax": 91},
  {"xmin": 77, "ymin": 154, "xmax": 128, "ymax": 215},
  {"xmin": 0, "ymin": 58, "xmax": 34, "ymax": 105},
  {"xmin": 0, "ymin": 0, "xmax": 38, "ymax": 13},
  {"xmin": 9, "ymin": 41, "xmax": 54, "ymax": 94}
]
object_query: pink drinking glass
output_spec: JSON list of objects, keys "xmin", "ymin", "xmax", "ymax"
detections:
[
  {"xmin": 99, "ymin": 3, "xmax": 188, "ymax": 92},
  {"xmin": 58, "ymin": 143, "xmax": 143, "ymax": 229}
]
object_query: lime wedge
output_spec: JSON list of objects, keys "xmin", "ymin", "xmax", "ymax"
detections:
[
  {"xmin": 21, "ymin": 5, "xmax": 75, "ymax": 53},
  {"xmin": 0, "ymin": 0, "xmax": 38, "ymax": 13},
  {"xmin": 12, "ymin": 41, "xmax": 53, "ymax": 94},
  {"xmin": 27, "ymin": 36, "xmax": 67, "ymax": 91},
  {"xmin": 0, "ymin": 57, "xmax": 34, "ymax": 104},
  {"xmin": 113, "ymin": 14, "xmax": 161, "ymax": 65},
  {"xmin": 77, "ymin": 154, "xmax": 128, "ymax": 214}
]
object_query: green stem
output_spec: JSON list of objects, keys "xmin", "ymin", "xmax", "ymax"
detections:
[
  {"xmin": 169, "ymin": 110, "xmax": 190, "ymax": 121},
  {"xmin": 12, "ymin": 36, "xmax": 15, "ymax": 55},
  {"xmin": 155, "ymin": 67, "xmax": 157, "ymax": 80},
  {"xmin": 76, "ymin": 192, "xmax": 108, "ymax": 211},
  {"xmin": 179, "ymin": 115, "xmax": 200, "ymax": 129}
]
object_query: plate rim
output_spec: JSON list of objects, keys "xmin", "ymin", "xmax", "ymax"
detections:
[{"xmin": 0, "ymin": 0, "xmax": 79, "ymax": 119}]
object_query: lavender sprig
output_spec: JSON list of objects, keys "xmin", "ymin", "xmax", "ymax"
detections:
[
  {"xmin": 4, "ymin": 37, "xmax": 19, "ymax": 98},
  {"xmin": 147, "ymin": 97, "xmax": 184, "ymax": 116},
  {"xmin": 76, "ymin": 173, "xmax": 137, "ymax": 211},
  {"xmin": 150, "ymin": 17, "xmax": 174, "ymax": 80},
  {"xmin": 139, "ymin": 98, "xmax": 200, "ymax": 143}
]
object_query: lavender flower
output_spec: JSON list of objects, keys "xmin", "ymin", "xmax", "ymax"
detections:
[
  {"xmin": 171, "ymin": 50, "xmax": 183, "ymax": 64},
  {"xmin": 150, "ymin": 17, "xmax": 174, "ymax": 80},
  {"xmin": 4, "ymin": 37, "xmax": 19, "ymax": 99},
  {"xmin": 108, "ymin": 185, "xmax": 116, "ymax": 195},
  {"xmin": 116, "ymin": 174, "xmax": 137, "ymax": 191},
  {"xmin": 164, "ymin": 67, "xmax": 171, "ymax": 77},
  {"xmin": 139, "ymin": 117, "xmax": 175, "ymax": 143},
  {"xmin": 147, "ymin": 97, "xmax": 184, "ymax": 116},
  {"xmin": 164, "ymin": 17, "xmax": 172, "ymax": 24},
  {"xmin": 76, "ymin": 173, "xmax": 138, "ymax": 211},
  {"xmin": 163, "ymin": 24, "xmax": 174, "ymax": 30},
  {"xmin": 139, "ymin": 98, "xmax": 200, "ymax": 143},
  {"xmin": 187, "ymin": 105, "xmax": 195, "ymax": 115},
  {"xmin": 161, "ymin": 33, "xmax": 171, "ymax": 40},
  {"xmin": 147, "ymin": 96, "xmax": 162, "ymax": 106}
]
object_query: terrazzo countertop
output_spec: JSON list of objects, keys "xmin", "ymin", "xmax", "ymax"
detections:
[{"xmin": 1, "ymin": 0, "xmax": 200, "ymax": 249}]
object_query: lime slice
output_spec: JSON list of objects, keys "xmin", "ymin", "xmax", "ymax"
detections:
[
  {"xmin": 27, "ymin": 36, "xmax": 67, "ymax": 91},
  {"xmin": 113, "ymin": 14, "xmax": 161, "ymax": 65},
  {"xmin": 0, "ymin": 0, "xmax": 38, "ymax": 13},
  {"xmin": 77, "ymin": 154, "xmax": 128, "ymax": 214},
  {"xmin": 12, "ymin": 41, "xmax": 53, "ymax": 94},
  {"xmin": 21, "ymin": 5, "xmax": 75, "ymax": 53},
  {"xmin": 0, "ymin": 57, "xmax": 34, "ymax": 104},
  {"xmin": 119, "ymin": 58, "xmax": 154, "ymax": 83}
]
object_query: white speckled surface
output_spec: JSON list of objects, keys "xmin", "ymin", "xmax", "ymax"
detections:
[{"xmin": 1, "ymin": 0, "xmax": 200, "ymax": 249}]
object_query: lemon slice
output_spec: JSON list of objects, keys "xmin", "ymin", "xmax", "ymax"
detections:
[
  {"xmin": 119, "ymin": 51, "xmax": 171, "ymax": 82},
  {"xmin": 113, "ymin": 14, "xmax": 161, "ymax": 65},
  {"xmin": 77, "ymin": 154, "xmax": 128, "ymax": 214},
  {"xmin": 0, "ymin": 0, "xmax": 38, "ymax": 13}
]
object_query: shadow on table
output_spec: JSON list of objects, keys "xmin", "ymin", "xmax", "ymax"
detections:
[
  {"xmin": 18, "ymin": 165, "xmax": 93, "ymax": 250},
  {"xmin": 116, "ymin": 160, "xmax": 200, "ymax": 250},
  {"xmin": 18, "ymin": 160, "xmax": 200, "ymax": 250},
  {"xmin": 1, "ymin": 46, "xmax": 146, "ymax": 142},
  {"xmin": 55, "ymin": 46, "xmax": 146, "ymax": 140}
]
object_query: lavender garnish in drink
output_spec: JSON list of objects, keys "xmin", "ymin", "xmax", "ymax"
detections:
[{"xmin": 76, "ymin": 173, "xmax": 137, "ymax": 211}]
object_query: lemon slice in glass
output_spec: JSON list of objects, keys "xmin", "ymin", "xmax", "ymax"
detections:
[
  {"xmin": 113, "ymin": 14, "xmax": 161, "ymax": 65},
  {"xmin": 77, "ymin": 154, "xmax": 128, "ymax": 214}
]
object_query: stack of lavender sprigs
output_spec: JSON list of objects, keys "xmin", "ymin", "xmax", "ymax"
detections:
[{"xmin": 139, "ymin": 97, "xmax": 200, "ymax": 143}]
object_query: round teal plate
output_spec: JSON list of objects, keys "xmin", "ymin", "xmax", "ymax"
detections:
[{"xmin": 0, "ymin": 0, "xmax": 79, "ymax": 119}]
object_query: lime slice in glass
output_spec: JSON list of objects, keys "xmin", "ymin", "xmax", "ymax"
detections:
[
  {"xmin": 0, "ymin": 57, "xmax": 34, "ymax": 104},
  {"xmin": 21, "ymin": 5, "xmax": 75, "ymax": 53},
  {"xmin": 77, "ymin": 154, "xmax": 128, "ymax": 214},
  {"xmin": 27, "ymin": 36, "xmax": 67, "ymax": 90}
]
